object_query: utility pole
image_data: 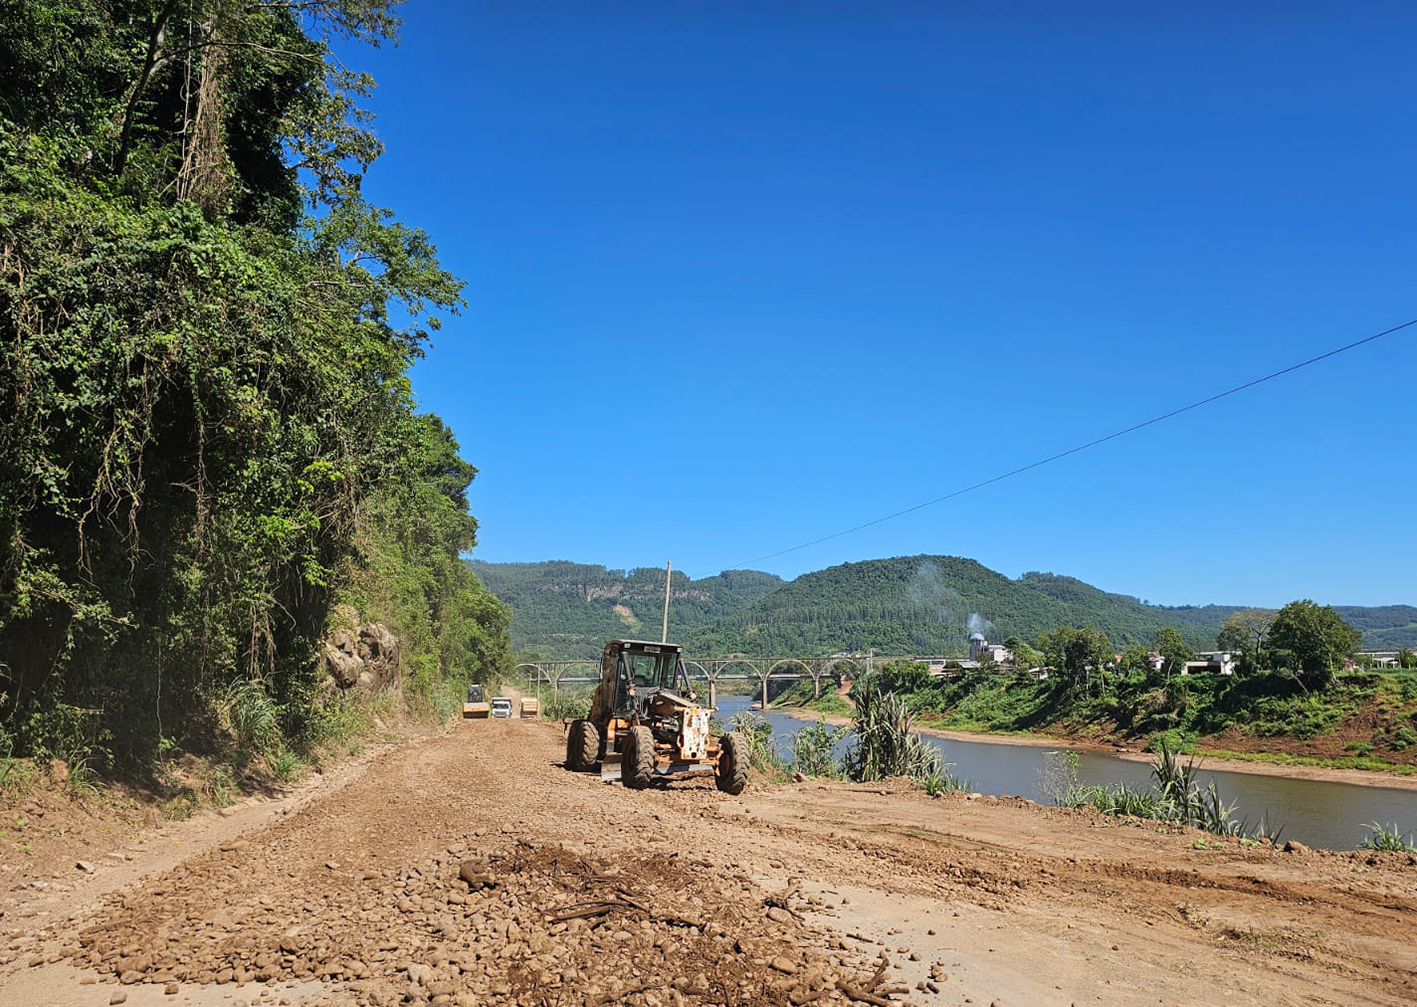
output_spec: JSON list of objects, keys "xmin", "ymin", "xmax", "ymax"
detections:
[{"xmin": 661, "ymin": 561, "xmax": 672, "ymax": 644}]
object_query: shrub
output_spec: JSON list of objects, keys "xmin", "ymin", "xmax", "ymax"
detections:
[
  {"xmin": 790, "ymin": 720, "xmax": 843, "ymax": 778},
  {"xmin": 1358, "ymin": 822, "xmax": 1416, "ymax": 853},
  {"xmin": 730, "ymin": 713, "xmax": 785, "ymax": 772}
]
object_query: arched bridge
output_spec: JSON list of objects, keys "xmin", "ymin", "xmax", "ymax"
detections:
[{"xmin": 515, "ymin": 653, "xmax": 903, "ymax": 710}]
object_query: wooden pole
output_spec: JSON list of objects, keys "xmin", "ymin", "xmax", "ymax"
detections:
[{"xmin": 661, "ymin": 560, "xmax": 672, "ymax": 644}]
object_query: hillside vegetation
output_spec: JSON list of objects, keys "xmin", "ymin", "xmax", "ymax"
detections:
[
  {"xmin": 0, "ymin": 1, "xmax": 511, "ymax": 782},
  {"xmin": 469, "ymin": 561, "xmax": 782, "ymax": 658},
  {"xmin": 481, "ymin": 554, "xmax": 1417, "ymax": 658}
]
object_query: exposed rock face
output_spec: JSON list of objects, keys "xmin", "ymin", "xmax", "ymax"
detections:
[{"xmin": 322, "ymin": 622, "xmax": 400, "ymax": 693}]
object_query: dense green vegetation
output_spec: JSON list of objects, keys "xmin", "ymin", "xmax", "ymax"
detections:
[
  {"xmin": 480, "ymin": 554, "xmax": 1415, "ymax": 660},
  {"xmin": 0, "ymin": 1, "xmax": 511, "ymax": 779},
  {"xmin": 469, "ymin": 561, "xmax": 782, "ymax": 658},
  {"xmin": 844, "ymin": 601, "xmax": 1417, "ymax": 767}
]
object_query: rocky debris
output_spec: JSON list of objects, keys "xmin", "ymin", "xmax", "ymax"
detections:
[
  {"xmin": 1284, "ymin": 840, "xmax": 1310, "ymax": 855},
  {"xmin": 76, "ymin": 860, "xmax": 95, "ymax": 874},
  {"xmin": 66, "ymin": 838, "xmax": 926, "ymax": 1006},
  {"xmin": 321, "ymin": 619, "xmax": 400, "ymax": 693},
  {"xmin": 48, "ymin": 759, "xmax": 70, "ymax": 783}
]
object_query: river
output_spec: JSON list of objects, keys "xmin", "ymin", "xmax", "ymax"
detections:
[{"xmin": 712, "ymin": 695, "xmax": 1417, "ymax": 850}]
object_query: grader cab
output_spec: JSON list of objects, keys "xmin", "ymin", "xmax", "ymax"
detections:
[{"xmin": 564, "ymin": 639, "xmax": 747, "ymax": 794}]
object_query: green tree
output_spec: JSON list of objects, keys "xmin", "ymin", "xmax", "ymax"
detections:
[
  {"xmin": 1152, "ymin": 627, "xmax": 1194, "ymax": 682},
  {"xmin": 1268, "ymin": 600, "xmax": 1361, "ymax": 691},
  {"xmin": 1003, "ymin": 634, "xmax": 1042, "ymax": 671},
  {"xmin": 1037, "ymin": 625, "xmax": 1112, "ymax": 697},
  {"xmin": 1399, "ymin": 648, "xmax": 1417, "ymax": 670},
  {"xmin": 0, "ymin": 0, "xmax": 511, "ymax": 767},
  {"xmin": 1216, "ymin": 608, "xmax": 1276, "ymax": 669}
]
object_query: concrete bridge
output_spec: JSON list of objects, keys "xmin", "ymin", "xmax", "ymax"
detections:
[{"xmin": 515, "ymin": 652, "xmax": 946, "ymax": 710}]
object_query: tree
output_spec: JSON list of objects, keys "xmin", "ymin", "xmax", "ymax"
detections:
[
  {"xmin": 1152, "ymin": 627, "xmax": 1194, "ymax": 682},
  {"xmin": 1267, "ymin": 600, "xmax": 1361, "ymax": 691},
  {"xmin": 1216, "ymin": 608, "xmax": 1276, "ymax": 667},
  {"xmin": 1400, "ymin": 648, "xmax": 1417, "ymax": 670},
  {"xmin": 1003, "ymin": 634, "xmax": 1041, "ymax": 671},
  {"xmin": 1037, "ymin": 625, "xmax": 1112, "ymax": 697}
]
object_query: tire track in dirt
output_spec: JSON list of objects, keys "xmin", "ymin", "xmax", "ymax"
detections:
[{"xmin": 3, "ymin": 719, "xmax": 1415, "ymax": 1006}]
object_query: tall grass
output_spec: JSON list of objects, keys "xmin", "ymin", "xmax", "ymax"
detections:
[
  {"xmin": 215, "ymin": 679, "xmax": 283, "ymax": 755},
  {"xmin": 1045, "ymin": 740, "xmax": 1282, "ymax": 841},
  {"xmin": 843, "ymin": 677, "xmax": 968, "ymax": 792},
  {"xmin": 1358, "ymin": 822, "xmax": 1416, "ymax": 852},
  {"xmin": 542, "ymin": 689, "xmax": 591, "ymax": 721}
]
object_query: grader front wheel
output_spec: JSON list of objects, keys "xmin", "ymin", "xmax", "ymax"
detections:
[
  {"xmin": 566, "ymin": 719, "xmax": 599, "ymax": 771},
  {"xmin": 716, "ymin": 731, "xmax": 748, "ymax": 795},
  {"xmin": 622, "ymin": 725, "xmax": 655, "ymax": 789}
]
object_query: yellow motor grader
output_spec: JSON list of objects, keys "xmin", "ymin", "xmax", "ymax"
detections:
[{"xmin": 564, "ymin": 639, "xmax": 747, "ymax": 794}]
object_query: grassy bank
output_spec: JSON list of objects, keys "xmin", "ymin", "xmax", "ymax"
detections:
[{"xmin": 801, "ymin": 662, "xmax": 1417, "ymax": 774}]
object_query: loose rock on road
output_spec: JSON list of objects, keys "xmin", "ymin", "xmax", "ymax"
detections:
[{"xmin": 3, "ymin": 717, "xmax": 1416, "ymax": 1006}]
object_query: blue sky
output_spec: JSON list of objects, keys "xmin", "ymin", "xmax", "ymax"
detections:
[{"xmin": 353, "ymin": 2, "xmax": 1416, "ymax": 607}]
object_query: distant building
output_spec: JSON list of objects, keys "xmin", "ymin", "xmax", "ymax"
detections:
[
  {"xmin": 967, "ymin": 632, "xmax": 1012, "ymax": 670},
  {"xmin": 1182, "ymin": 651, "xmax": 1236, "ymax": 676}
]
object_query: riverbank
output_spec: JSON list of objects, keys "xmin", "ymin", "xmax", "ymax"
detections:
[{"xmin": 771, "ymin": 704, "xmax": 1417, "ymax": 792}]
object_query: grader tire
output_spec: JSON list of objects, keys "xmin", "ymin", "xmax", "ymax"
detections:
[
  {"xmin": 623, "ymin": 725, "xmax": 655, "ymax": 790},
  {"xmin": 716, "ymin": 731, "xmax": 748, "ymax": 795},
  {"xmin": 574, "ymin": 719, "xmax": 599, "ymax": 771},
  {"xmin": 565, "ymin": 719, "xmax": 593, "ymax": 771}
]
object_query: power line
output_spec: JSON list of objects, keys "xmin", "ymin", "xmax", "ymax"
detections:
[{"xmin": 726, "ymin": 315, "xmax": 1417, "ymax": 570}]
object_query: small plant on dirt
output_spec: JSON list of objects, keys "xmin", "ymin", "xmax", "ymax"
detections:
[
  {"xmin": 789, "ymin": 719, "xmax": 844, "ymax": 778},
  {"xmin": 204, "ymin": 763, "xmax": 238, "ymax": 806},
  {"xmin": 917, "ymin": 766, "xmax": 969, "ymax": 797},
  {"xmin": 63, "ymin": 752, "xmax": 101, "ymax": 799},
  {"xmin": 269, "ymin": 750, "xmax": 301, "ymax": 782},
  {"xmin": 1358, "ymin": 822, "xmax": 1417, "ymax": 853},
  {"xmin": 730, "ymin": 713, "xmax": 785, "ymax": 772}
]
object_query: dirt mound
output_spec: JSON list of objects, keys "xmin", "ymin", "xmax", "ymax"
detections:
[{"xmin": 71, "ymin": 836, "xmax": 881, "ymax": 1006}]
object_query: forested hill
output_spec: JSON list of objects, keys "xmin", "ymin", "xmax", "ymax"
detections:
[
  {"xmin": 468, "ymin": 562, "xmax": 783, "ymax": 658},
  {"xmin": 477, "ymin": 555, "xmax": 1417, "ymax": 657},
  {"xmin": 684, "ymin": 557, "xmax": 1241, "ymax": 655}
]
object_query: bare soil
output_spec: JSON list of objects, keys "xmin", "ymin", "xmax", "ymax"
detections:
[{"xmin": 2, "ymin": 718, "xmax": 1415, "ymax": 1007}]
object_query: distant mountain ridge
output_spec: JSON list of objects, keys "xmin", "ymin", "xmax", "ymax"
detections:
[{"xmin": 469, "ymin": 556, "xmax": 1416, "ymax": 658}]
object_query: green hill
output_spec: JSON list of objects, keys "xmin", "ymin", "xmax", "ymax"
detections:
[
  {"xmin": 467, "ymin": 561, "xmax": 783, "ymax": 658},
  {"xmin": 683, "ymin": 557, "xmax": 1240, "ymax": 655},
  {"xmin": 473, "ymin": 555, "xmax": 1417, "ymax": 658}
]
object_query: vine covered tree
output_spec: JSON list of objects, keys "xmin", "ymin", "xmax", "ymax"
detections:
[{"xmin": 1, "ymin": 1, "xmax": 511, "ymax": 768}]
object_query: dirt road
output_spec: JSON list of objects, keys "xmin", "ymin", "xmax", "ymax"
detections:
[{"xmin": 3, "ymin": 718, "xmax": 1415, "ymax": 1006}]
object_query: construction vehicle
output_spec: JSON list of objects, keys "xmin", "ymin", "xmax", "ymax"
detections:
[
  {"xmin": 462, "ymin": 683, "xmax": 490, "ymax": 719},
  {"xmin": 564, "ymin": 639, "xmax": 747, "ymax": 794},
  {"xmin": 520, "ymin": 696, "xmax": 540, "ymax": 719},
  {"xmin": 490, "ymin": 697, "xmax": 513, "ymax": 719}
]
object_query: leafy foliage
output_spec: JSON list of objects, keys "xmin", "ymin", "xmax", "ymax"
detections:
[{"xmin": 0, "ymin": 1, "xmax": 510, "ymax": 772}]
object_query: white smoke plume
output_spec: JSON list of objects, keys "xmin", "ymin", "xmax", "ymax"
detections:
[{"xmin": 966, "ymin": 612, "xmax": 994, "ymax": 638}]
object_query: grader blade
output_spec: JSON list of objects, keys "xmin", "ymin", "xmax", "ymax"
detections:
[{"xmin": 599, "ymin": 751, "xmax": 622, "ymax": 782}]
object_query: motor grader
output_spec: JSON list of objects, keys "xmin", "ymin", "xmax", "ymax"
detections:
[{"xmin": 564, "ymin": 639, "xmax": 747, "ymax": 794}]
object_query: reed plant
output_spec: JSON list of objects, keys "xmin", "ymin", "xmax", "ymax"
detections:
[
  {"xmin": 1045, "ymin": 740, "xmax": 1277, "ymax": 841},
  {"xmin": 1358, "ymin": 822, "xmax": 1417, "ymax": 852},
  {"xmin": 843, "ymin": 676, "xmax": 968, "ymax": 792}
]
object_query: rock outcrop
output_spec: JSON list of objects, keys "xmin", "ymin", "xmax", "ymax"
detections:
[{"xmin": 321, "ymin": 621, "xmax": 400, "ymax": 693}]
